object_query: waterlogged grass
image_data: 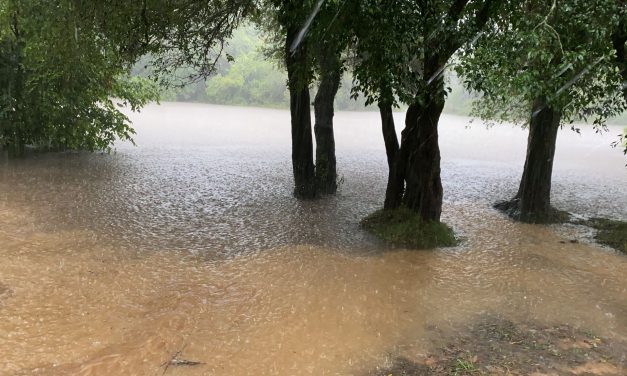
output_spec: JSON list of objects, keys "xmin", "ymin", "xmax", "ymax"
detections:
[
  {"xmin": 370, "ymin": 317, "xmax": 626, "ymax": 376},
  {"xmin": 361, "ymin": 208, "xmax": 457, "ymax": 249},
  {"xmin": 453, "ymin": 358, "xmax": 480, "ymax": 375},
  {"xmin": 584, "ymin": 218, "xmax": 627, "ymax": 254}
]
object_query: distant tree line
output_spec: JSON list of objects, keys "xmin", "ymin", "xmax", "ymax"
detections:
[
  {"xmin": 133, "ymin": 26, "xmax": 373, "ymax": 111},
  {"xmin": 140, "ymin": 25, "xmax": 627, "ymax": 125}
]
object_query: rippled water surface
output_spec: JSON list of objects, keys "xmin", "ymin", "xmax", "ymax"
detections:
[{"xmin": 0, "ymin": 103, "xmax": 626, "ymax": 375}]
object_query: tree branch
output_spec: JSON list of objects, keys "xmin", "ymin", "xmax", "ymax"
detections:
[
  {"xmin": 446, "ymin": 0, "xmax": 470, "ymax": 24},
  {"xmin": 441, "ymin": 0, "xmax": 499, "ymax": 62}
]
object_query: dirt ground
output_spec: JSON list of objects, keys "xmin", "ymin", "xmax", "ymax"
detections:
[{"xmin": 369, "ymin": 316, "xmax": 626, "ymax": 376}]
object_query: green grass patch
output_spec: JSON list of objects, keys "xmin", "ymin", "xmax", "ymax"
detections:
[
  {"xmin": 584, "ymin": 218, "xmax": 627, "ymax": 254},
  {"xmin": 453, "ymin": 358, "xmax": 480, "ymax": 375},
  {"xmin": 360, "ymin": 208, "xmax": 457, "ymax": 249}
]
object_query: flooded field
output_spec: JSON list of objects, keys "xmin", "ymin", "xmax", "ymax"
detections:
[{"xmin": 0, "ymin": 103, "xmax": 626, "ymax": 375}]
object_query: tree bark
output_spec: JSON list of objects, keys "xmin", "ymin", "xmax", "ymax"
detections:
[
  {"xmin": 611, "ymin": 19, "xmax": 626, "ymax": 102},
  {"xmin": 496, "ymin": 97, "xmax": 562, "ymax": 223},
  {"xmin": 313, "ymin": 50, "xmax": 341, "ymax": 195},
  {"xmin": 401, "ymin": 90, "xmax": 445, "ymax": 222},
  {"xmin": 518, "ymin": 98, "xmax": 561, "ymax": 222},
  {"xmin": 378, "ymin": 102, "xmax": 404, "ymax": 209},
  {"xmin": 285, "ymin": 29, "xmax": 315, "ymax": 199}
]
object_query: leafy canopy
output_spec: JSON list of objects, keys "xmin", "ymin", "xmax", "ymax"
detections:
[
  {"xmin": 457, "ymin": 0, "xmax": 626, "ymax": 129},
  {"xmin": 0, "ymin": 0, "xmax": 160, "ymax": 153}
]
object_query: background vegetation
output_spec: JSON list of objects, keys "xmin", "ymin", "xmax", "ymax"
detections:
[
  {"xmin": 134, "ymin": 26, "xmax": 368, "ymax": 111},
  {"xmin": 133, "ymin": 25, "xmax": 627, "ymax": 125}
]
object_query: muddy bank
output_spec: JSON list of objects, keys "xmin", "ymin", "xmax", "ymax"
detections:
[{"xmin": 370, "ymin": 316, "xmax": 626, "ymax": 375}]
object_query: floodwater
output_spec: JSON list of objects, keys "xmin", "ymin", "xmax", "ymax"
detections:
[{"xmin": 0, "ymin": 102, "xmax": 626, "ymax": 375}]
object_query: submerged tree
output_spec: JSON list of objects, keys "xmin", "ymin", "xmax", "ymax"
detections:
[
  {"xmin": 262, "ymin": 0, "xmax": 350, "ymax": 198},
  {"xmin": 348, "ymin": 0, "xmax": 414, "ymax": 209},
  {"xmin": 310, "ymin": 0, "xmax": 348, "ymax": 195},
  {"xmin": 263, "ymin": 0, "xmax": 317, "ymax": 198},
  {"xmin": 351, "ymin": 0, "xmax": 502, "ymax": 223},
  {"xmin": 458, "ymin": 0, "xmax": 626, "ymax": 223}
]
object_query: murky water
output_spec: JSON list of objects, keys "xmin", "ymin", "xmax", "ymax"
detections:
[{"xmin": 0, "ymin": 103, "xmax": 626, "ymax": 375}]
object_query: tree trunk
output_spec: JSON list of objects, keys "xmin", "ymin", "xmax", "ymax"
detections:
[
  {"xmin": 285, "ymin": 29, "xmax": 315, "ymax": 199},
  {"xmin": 401, "ymin": 85, "xmax": 445, "ymax": 222},
  {"xmin": 402, "ymin": 102, "xmax": 444, "ymax": 222},
  {"xmin": 611, "ymin": 19, "xmax": 626, "ymax": 102},
  {"xmin": 378, "ymin": 102, "xmax": 403, "ymax": 209},
  {"xmin": 500, "ymin": 97, "xmax": 562, "ymax": 223},
  {"xmin": 313, "ymin": 50, "xmax": 341, "ymax": 195}
]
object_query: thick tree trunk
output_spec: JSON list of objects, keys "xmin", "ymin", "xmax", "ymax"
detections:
[
  {"xmin": 285, "ymin": 30, "xmax": 315, "ymax": 199},
  {"xmin": 496, "ymin": 97, "xmax": 562, "ymax": 223},
  {"xmin": 378, "ymin": 102, "xmax": 403, "ymax": 209},
  {"xmin": 401, "ymin": 92, "xmax": 445, "ymax": 222},
  {"xmin": 518, "ymin": 98, "xmax": 562, "ymax": 222},
  {"xmin": 313, "ymin": 51, "xmax": 341, "ymax": 195},
  {"xmin": 611, "ymin": 20, "xmax": 626, "ymax": 102}
]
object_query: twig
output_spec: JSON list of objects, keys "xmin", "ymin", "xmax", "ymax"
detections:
[
  {"xmin": 160, "ymin": 343, "xmax": 205, "ymax": 375},
  {"xmin": 161, "ymin": 349, "xmax": 181, "ymax": 376},
  {"xmin": 533, "ymin": 0, "xmax": 564, "ymax": 57}
]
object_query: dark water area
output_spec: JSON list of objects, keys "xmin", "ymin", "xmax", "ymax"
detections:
[{"xmin": 0, "ymin": 103, "xmax": 625, "ymax": 375}]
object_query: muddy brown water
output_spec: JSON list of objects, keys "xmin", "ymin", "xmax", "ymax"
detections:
[{"xmin": 0, "ymin": 103, "xmax": 626, "ymax": 375}]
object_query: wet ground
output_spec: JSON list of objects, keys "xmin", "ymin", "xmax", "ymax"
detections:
[
  {"xmin": 0, "ymin": 103, "xmax": 626, "ymax": 375},
  {"xmin": 371, "ymin": 317, "xmax": 626, "ymax": 375}
]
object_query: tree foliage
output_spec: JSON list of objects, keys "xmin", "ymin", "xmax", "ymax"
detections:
[
  {"xmin": 457, "ymin": 0, "xmax": 626, "ymax": 130},
  {"xmin": 348, "ymin": 0, "xmax": 419, "ymax": 107},
  {"xmin": 0, "ymin": 0, "xmax": 254, "ymax": 155},
  {"xmin": 138, "ymin": 25, "xmax": 367, "ymax": 110},
  {"xmin": 0, "ymin": 0, "xmax": 160, "ymax": 154},
  {"xmin": 75, "ymin": 0, "xmax": 254, "ymax": 85},
  {"xmin": 349, "ymin": 0, "xmax": 502, "ymax": 109}
]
